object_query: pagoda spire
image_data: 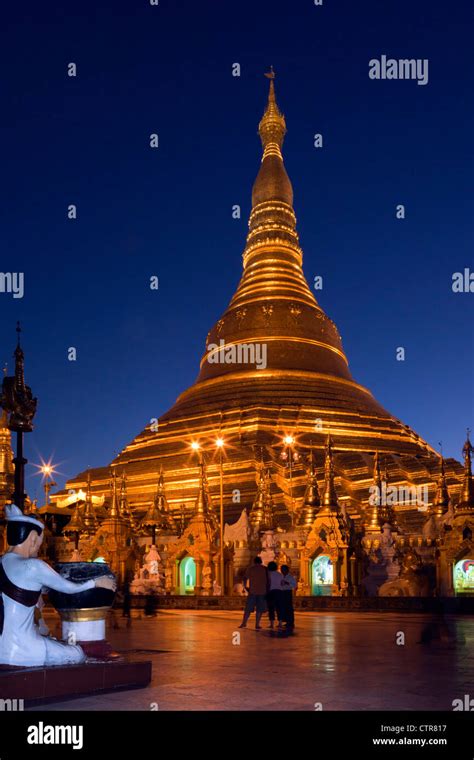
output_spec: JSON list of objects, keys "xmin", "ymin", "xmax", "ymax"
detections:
[
  {"xmin": 108, "ymin": 468, "xmax": 121, "ymax": 518},
  {"xmin": 321, "ymin": 436, "xmax": 339, "ymax": 513},
  {"xmin": 432, "ymin": 456, "xmax": 450, "ymax": 516},
  {"xmin": 458, "ymin": 431, "xmax": 474, "ymax": 511},
  {"xmin": 258, "ymin": 66, "xmax": 287, "ymax": 161},
  {"xmin": 194, "ymin": 460, "xmax": 212, "ymax": 517},
  {"xmin": 153, "ymin": 468, "xmax": 176, "ymax": 532},
  {"xmin": 140, "ymin": 469, "xmax": 166, "ymax": 544},
  {"xmin": 195, "ymin": 71, "xmax": 353, "ymax": 387},
  {"xmin": 119, "ymin": 472, "xmax": 127, "ymax": 513},
  {"xmin": 365, "ymin": 452, "xmax": 383, "ymax": 532},
  {"xmin": 82, "ymin": 469, "xmax": 99, "ymax": 533},
  {"xmin": 63, "ymin": 496, "xmax": 85, "ymax": 553},
  {"xmin": 295, "ymin": 449, "xmax": 320, "ymax": 528},
  {"xmin": 249, "ymin": 459, "xmax": 274, "ymax": 532}
]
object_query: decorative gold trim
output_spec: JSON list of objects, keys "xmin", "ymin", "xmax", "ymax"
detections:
[
  {"xmin": 58, "ymin": 607, "xmax": 111, "ymax": 622},
  {"xmin": 200, "ymin": 336, "xmax": 348, "ymax": 368},
  {"xmin": 177, "ymin": 367, "xmax": 375, "ymax": 400}
]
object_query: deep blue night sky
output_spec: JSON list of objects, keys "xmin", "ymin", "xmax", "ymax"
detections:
[{"xmin": 1, "ymin": 0, "xmax": 472, "ymax": 499}]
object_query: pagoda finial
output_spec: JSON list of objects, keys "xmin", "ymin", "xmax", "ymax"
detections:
[
  {"xmin": 194, "ymin": 460, "xmax": 211, "ymax": 516},
  {"xmin": 365, "ymin": 452, "xmax": 383, "ymax": 532},
  {"xmin": 432, "ymin": 455, "xmax": 450, "ymax": 516},
  {"xmin": 119, "ymin": 470, "xmax": 127, "ymax": 508},
  {"xmin": 249, "ymin": 462, "xmax": 274, "ymax": 531},
  {"xmin": 109, "ymin": 468, "xmax": 121, "ymax": 518},
  {"xmin": 459, "ymin": 430, "xmax": 474, "ymax": 510},
  {"xmin": 83, "ymin": 468, "xmax": 99, "ymax": 533},
  {"xmin": 321, "ymin": 435, "xmax": 339, "ymax": 511},
  {"xmin": 295, "ymin": 448, "xmax": 320, "ymax": 528},
  {"xmin": 258, "ymin": 68, "xmax": 287, "ymax": 160}
]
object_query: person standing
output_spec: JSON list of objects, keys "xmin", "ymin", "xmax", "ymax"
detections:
[
  {"xmin": 280, "ymin": 564, "xmax": 296, "ymax": 632},
  {"xmin": 238, "ymin": 556, "xmax": 268, "ymax": 630},
  {"xmin": 266, "ymin": 561, "xmax": 283, "ymax": 629}
]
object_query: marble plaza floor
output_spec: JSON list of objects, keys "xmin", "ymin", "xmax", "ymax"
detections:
[{"xmin": 33, "ymin": 609, "xmax": 474, "ymax": 711}]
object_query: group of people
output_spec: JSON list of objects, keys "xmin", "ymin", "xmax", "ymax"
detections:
[{"xmin": 239, "ymin": 556, "xmax": 296, "ymax": 632}]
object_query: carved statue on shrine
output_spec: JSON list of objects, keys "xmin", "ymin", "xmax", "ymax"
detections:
[
  {"xmin": 201, "ymin": 564, "xmax": 213, "ymax": 595},
  {"xmin": 378, "ymin": 547, "xmax": 430, "ymax": 597}
]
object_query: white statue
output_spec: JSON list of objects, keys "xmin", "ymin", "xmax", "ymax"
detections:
[
  {"xmin": 259, "ymin": 530, "xmax": 277, "ymax": 565},
  {"xmin": 0, "ymin": 505, "xmax": 116, "ymax": 667},
  {"xmin": 224, "ymin": 509, "xmax": 251, "ymax": 543},
  {"xmin": 131, "ymin": 544, "xmax": 164, "ymax": 595}
]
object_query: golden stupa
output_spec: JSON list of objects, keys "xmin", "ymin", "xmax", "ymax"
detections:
[{"xmin": 64, "ymin": 73, "xmax": 464, "ymax": 529}]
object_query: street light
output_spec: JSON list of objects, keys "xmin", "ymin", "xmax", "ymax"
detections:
[
  {"xmin": 215, "ymin": 437, "xmax": 225, "ymax": 594},
  {"xmin": 36, "ymin": 461, "xmax": 58, "ymax": 509}
]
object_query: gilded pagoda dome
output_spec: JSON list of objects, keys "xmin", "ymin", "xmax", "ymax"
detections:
[{"xmin": 158, "ymin": 73, "xmax": 429, "ymax": 461}]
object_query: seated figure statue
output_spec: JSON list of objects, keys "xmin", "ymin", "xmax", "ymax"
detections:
[{"xmin": 0, "ymin": 504, "xmax": 116, "ymax": 667}]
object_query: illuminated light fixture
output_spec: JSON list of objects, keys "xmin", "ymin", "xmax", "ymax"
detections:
[
  {"xmin": 190, "ymin": 441, "xmax": 201, "ymax": 451},
  {"xmin": 215, "ymin": 438, "xmax": 225, "ymax": 448},
  {"xmin": 33, "ymin": 458, "xmax": 59, "ymax": 481},
  {"xmin": 284, "ymin": 435, "xmax": 295, "ymax": 446}
]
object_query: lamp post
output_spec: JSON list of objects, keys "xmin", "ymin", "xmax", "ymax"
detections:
[
  {"xmin": 41, "ymin": 464, "xmax": 57, "ymax": 508},
  {"xmin": 215, "ymin": 437, "xmax": 225, "ymax": 593}
]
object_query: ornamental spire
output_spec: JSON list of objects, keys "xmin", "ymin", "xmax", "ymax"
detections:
[
  {"xmin": 365, "ymin": 452, "xmax": 383, "ymax": 532},
  {"xmin": 109, "ymin": 468, "xmax": 121, "ymax": 518},
  {"xmin": 296, "ymin": 449, "xmax": 320, "ymax": 528},
  {"xmin": 258, "ymin": 67, "xmax": 287, "ymax": 159},
  {"xmin": 251, "ymin": 68, "xmax": 293, "ymax": 210},
  {"xmin": 321, "ymin": 436, "xmax": 339, "ymax": 512},
  {"xmin": 195, "ymin": 73, "xmax": 357, "ymax": 388},
  {"xmin": 119, "ymin": 471, "xmax": 137, "ymax": 531},
  {"xmin": 194, "ymin": 461, "xmax": 212, "ymax": 516},
  {"xmin": 83, "ymin": 469, "xmax": 99, "ymax": 533},
  {"xmin": 249, "ymin": 461, "xmax": 274, "ymax": 532},
  {"xmin": 458, "ymin": 430, "xmax": 474, "ymax": 510},
  {"xmin": 432, "ymin": 456, "xmax": 450, "ymax": 516},
  {"xmin": 153, "ymin": 468, "xmax": 176, "ymax": 532}
]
